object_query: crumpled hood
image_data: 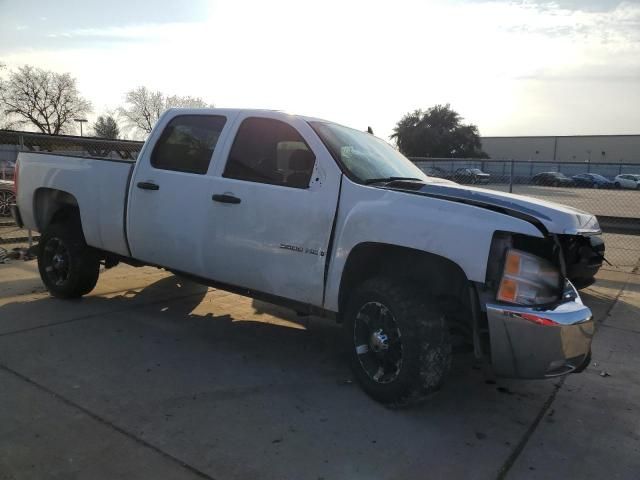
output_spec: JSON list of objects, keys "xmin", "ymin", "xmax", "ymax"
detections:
[{"xmin": 395, "ymin": 180, "xmax": 601, "ymax": 235}]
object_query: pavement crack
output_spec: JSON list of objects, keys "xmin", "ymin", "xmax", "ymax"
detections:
[
  {"xmin": 497, "ymin": 263, "xmax": 636, "ymax": 479},
  {"xmin": 599, "ymin": 323, "xmax": 640, "ymax": 335},
  {"xmin": 496, "ymin": 379, "xmax": 564, "ymax": 480},
  {"xmin": 0, "ymin": 362, "xmax": 216, "ymax": 480}
]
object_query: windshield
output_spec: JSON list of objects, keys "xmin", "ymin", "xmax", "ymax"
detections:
[
  {"xmin": 309, "ymin": 121, "xmax": 427, "ymax": 183},
  {"xmin": 591, "ymin": 174, "xmax": 608, "ymax": 181},
  {"xmin": 470, "ymin": 168, "xmax": 483, "ymax": 173}
]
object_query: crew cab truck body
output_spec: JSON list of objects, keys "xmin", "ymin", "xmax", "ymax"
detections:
[{"xmin": 13, "ymin": 108, "xmax": 605, "ymax": 404}]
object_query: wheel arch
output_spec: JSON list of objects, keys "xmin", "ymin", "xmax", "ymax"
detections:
[
  {"xmin": 338, "ymin": 242, "xmax": 471, "ymax": 314},
  {"xmin": 33, "ymin": 187, "xmax": 81, "ymax": 231}
]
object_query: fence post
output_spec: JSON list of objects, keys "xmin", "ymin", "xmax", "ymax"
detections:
[
  {"xmin": 18, "ymin": 134, "xmax": 33, "ymax": 248},
  {"xmin": 509, "ymin": 160, "xmax": 514, "ymax": 193}
]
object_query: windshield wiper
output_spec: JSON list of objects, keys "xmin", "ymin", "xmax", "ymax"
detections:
[{"xmin": 364, "ymin": 176, "xmax": 425, "ymax": 185}]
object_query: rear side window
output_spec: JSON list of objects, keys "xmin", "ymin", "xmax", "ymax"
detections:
[
  {"xmin": 223, "ymin": 117, "xmax": 315, "ymax": 188},
  {"xmin": 151, "ymin": 115, "xmax": 226, "ymax": 174}
]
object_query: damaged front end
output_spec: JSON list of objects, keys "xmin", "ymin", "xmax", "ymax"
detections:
[
  {"xmin": 560, "ymin": 234, "xmax": 605, "ymax": 289},
  {"xmin": 479, "ymin": 229, "xmax": 602, "ymax": 378}
]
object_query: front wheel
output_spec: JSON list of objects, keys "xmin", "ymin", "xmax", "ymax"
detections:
[
  {"xmin": 38, "ymin": 221, "xmax": 100, "ymax": 298},
  {"xmin": 615, "ymin": 182, "xmax": 621, "ymax": 189},
  {"xmin": 344, "ymin": 276, "xmax": 452, "ymax": 406}
]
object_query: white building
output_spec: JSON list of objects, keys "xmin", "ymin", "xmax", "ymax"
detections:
[{"xmin": 481, "ymin": 135, "xmax": 640, "ymax": 164}]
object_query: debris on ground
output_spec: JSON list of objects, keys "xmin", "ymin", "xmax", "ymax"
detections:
[
  {"xmin": 496, "ymin": 386, "xmax": 514, "ymax": 395},
  {"xmin": 600, "ymin": 371, "xmax": 611, "ymax": 377},
  {"xmin": 0, "ymin": 246, "xmax": 37, "ymax": 263}
]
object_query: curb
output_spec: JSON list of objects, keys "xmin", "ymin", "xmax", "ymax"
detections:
[{"xmin": 598, "ymin": 216, "xmax": 640, "ymax": 234}]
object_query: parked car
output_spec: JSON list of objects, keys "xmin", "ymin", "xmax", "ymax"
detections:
[
  {"xmin": 531, "ymin": 172, "xmax": 574, "ymax": 187},
  {"xmin": 0, "ymin": 180, "xmax": 16, "ymax": 217},
  {"xmin": 13, "ymin": 108, "xmax": 604, "ymax": 404},
  {"xmin": 614, "ymin": 174, "xmax": 640, "ymax": 189},
  {"xmin": 0, "ymin": 159, "xmax": 16, "ymax": 181},
  {"xmin": 452, "ymin": 167, "xmax": 490, "ymax": 184},
  {"xmin": 423, "ymin": 166, "xmax": 450, "ymax": 179},
  {"xmin": 571, "ymin": 173, "xmax": 616, "ymax": 189}
]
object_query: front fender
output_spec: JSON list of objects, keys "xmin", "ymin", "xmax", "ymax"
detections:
[{"xmin": 323, "ymin": 179, "xmax": 543, "ymax": 312}]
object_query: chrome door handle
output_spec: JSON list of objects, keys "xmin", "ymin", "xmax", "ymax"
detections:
[
  {"xmin": 137, "ymin": 182, "xmax": 159, "ymax": 191},
  {"xmin": 212, "ymin": 194, "xmax": 241, "ymax": 204}
]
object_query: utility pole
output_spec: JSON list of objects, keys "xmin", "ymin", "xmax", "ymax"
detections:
[{"xmin": 74, "ymin": 118, "xmax": 88, "ymax": 137}]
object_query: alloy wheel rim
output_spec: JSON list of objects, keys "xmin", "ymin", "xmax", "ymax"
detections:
[
  {"xmin": 353, "ymin": 301, "xmax": 403, "ymax": 384},
  {"xmin": 0, "ymin": 191, "xmax": 14, "ymax": 217},
  {"xmin": 43, "ymin": 237, "xmax": 71, "ymax": 286}
]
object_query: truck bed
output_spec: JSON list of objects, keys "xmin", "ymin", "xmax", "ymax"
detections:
[{"xmin": 16, "ymin": 152, "xmax": 134, "ymax": 256}]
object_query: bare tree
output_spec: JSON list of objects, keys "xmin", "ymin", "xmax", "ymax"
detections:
[
  {"xmin": 0, "ymin": 65, "xmax": 92, "ymax": 134},
  {"xmin": 165, "ymin": 95, "xmax": 211, "ymax": 109},
  {"xmin": 0, "ymin": 63, "xmax": 14, "ymax": 130},
  {"xmin": 93, "ymin": 114, "xmax": 120, "ymax": 139},
  {"xmin": 118, "ymin": 86, "xmax": 213, "ymax": 136}
]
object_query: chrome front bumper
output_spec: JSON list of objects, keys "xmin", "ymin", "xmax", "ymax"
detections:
[{"xmin": 486, "ymin": 282, "xmax": 594, "ymax": 378}]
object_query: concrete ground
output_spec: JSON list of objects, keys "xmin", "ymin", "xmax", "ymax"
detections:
[{"xmin": 0, "ymin": 260, "xmax": 638, "ymax": 479}]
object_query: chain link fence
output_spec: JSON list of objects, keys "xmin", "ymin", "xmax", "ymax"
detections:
[
  {"xmin": 0, "ymin": 129, "xmax": 143, "ymax": 235},
  {"xmin": 413, "ymin": 158, "xmax": 640, "ymax": 269},
  {"xmin": 0, "ymin": 131, "xmax": 638, "ymax": 270},
  {"xmin": 0, "ymin": 129, "xmax": 143, "ymax": 176}
]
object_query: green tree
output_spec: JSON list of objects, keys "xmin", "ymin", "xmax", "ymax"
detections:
[
  {"xmin": 390, "ymin": 104, "xmax": 488, "ymax": 158},
  {"xmin": 0, "ymin": 65, "xmax": 91, "ymax": 134},
  {"xmin": 93, "ymin": 115, "xmax": 120, "ymax": 139}
]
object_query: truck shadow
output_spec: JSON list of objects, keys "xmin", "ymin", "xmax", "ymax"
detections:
[
  {"xmin": 0, "ymin": 276, "xmax": 620, "ymax": 418},
  {"xmin": 4, "ymin": 272, "xmax": 623, "ymax": 477},
  {"xmin": 0, "ymin": 273, "xmax": 507, "ymax": 397}
]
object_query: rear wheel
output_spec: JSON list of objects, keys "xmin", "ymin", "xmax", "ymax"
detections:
[
  {"xmin": 344, "ymin": 276, "xmax": 452, "ymax": 406},
  {"xmin": 38, "ymin": 221, "xmax": 100, "ymax": 298}
]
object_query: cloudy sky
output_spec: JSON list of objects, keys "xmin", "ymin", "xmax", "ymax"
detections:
[{"xmin": 1, "ymin": 0, "xmax": 639, "ymax": 139}]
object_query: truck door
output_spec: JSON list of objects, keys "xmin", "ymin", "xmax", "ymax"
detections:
[
  {"xmin": 127, "ymin": 112, "xmax": 233, "ymax": 276},
  {"xmin": 204, "ymin": 114, "xmax": 342, "ymax": 307}
]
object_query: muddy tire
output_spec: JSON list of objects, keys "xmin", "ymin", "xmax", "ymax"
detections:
[
  {"xmin": 344, "ymin": 276, "xmax": 452, "ymax": 406},
  {"xmin": 38, "ymin": 221, "xmax": 100, "ymax": 299}
]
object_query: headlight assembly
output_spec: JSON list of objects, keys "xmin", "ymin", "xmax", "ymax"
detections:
[{"xmin": 497, "ymin": 249, "xmax": 561, "ymax": 306}]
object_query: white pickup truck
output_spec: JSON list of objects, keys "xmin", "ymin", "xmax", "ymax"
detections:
[{"xmin": 12, "ymin": 108, "xmax": 605, "ymax": 404}]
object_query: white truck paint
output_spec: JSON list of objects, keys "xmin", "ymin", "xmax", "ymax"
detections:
[{"xmin": 13, "ymin": 108, "xmax": 605, "ymax": 403}]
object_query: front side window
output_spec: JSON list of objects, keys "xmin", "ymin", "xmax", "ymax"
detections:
[
  {"xmin": 223, "ymin": 117, "xmax": 316, "ymax": 188},
  {"xmin": 309, "ymin": 121, "xmax": 426, "ymax": 184},
  {"xmin": 151, "ymin": 115, "xmax": 227, "ymax": 174}
]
